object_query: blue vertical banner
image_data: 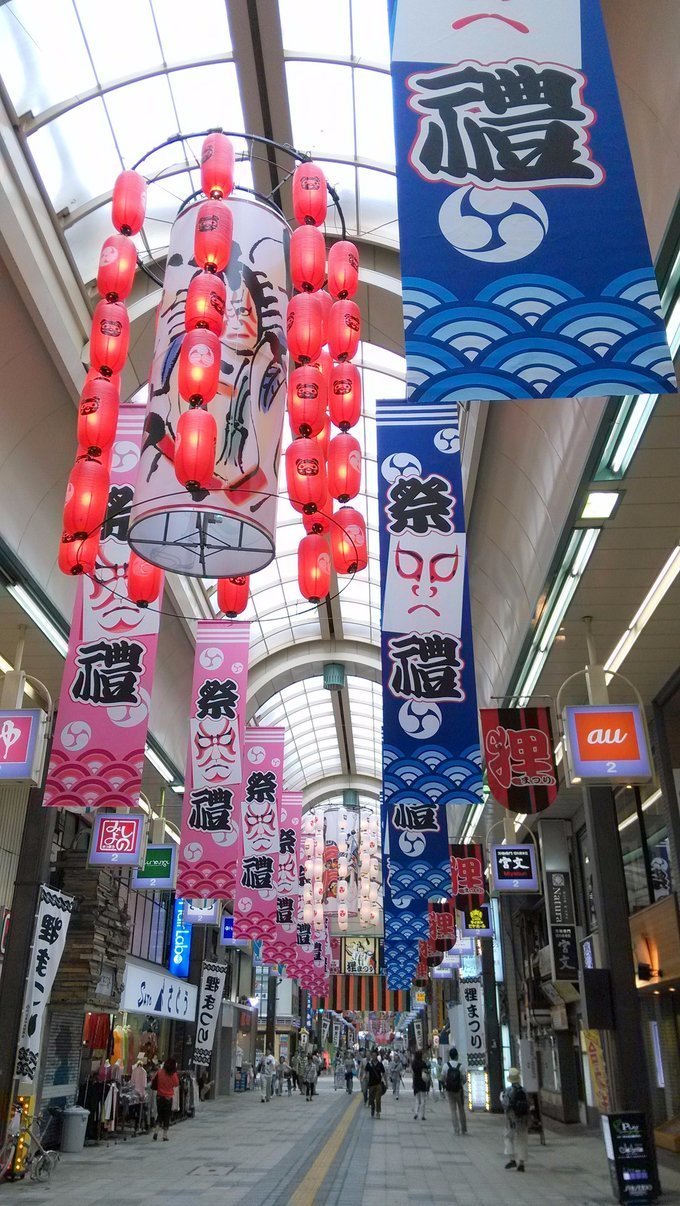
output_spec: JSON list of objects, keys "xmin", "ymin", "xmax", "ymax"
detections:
[
  {"xmin": 378, "ymin": 403, "xmax": 482, "ymax": 989},
  {"xmin": 387, "ymin": 0, "xmax": 675, "ymax": 401}
]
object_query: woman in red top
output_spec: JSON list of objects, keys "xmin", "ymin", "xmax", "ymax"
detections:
[{"xmin": 153, "ymin": 1058, "xmax": 179, "ymax": 1141}]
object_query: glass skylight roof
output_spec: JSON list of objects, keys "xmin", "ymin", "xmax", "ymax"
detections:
[{"xmin": 255, "ymin": 678, "xmax": 342, "ymax": 791}]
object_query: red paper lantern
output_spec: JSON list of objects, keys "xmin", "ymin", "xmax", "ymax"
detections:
[
  {"xmin": 194, "ymin": 200, "xmax": 233, "ymax": 273},
  {"xmin": 317, "ymin": 290, "xmax": 333, "ymax": 344},
  {"xmin": 63, "ymin": 458, "xmax": 110, "ymax": 539},
  {"xmin": 186, "ymin": 271, "xmax": 226, "ymax": 335},
  {"xmin": 58, "ymin": 533, "xmax": 99, "ymax": 577},
  {"xmin": 217, "ymin": 575, "xmax": 250, "ymax": 618},
  {"xmin": 286, "ymin": 437, "xmax": 327, "ymax": 513},
  {"xmin": 178, "ymin": 329, "xmax": 221, "ymax": 405},
  {"xmin": 290, "ymin": 225, "xmax": 326, "ymax": 293},
  {"xmin": 112, "ymin": 170, "xmax": 147, "ymax": 236},
  {"xmin": 302, "ymin": 508, "xmax": 331, "ymax": 536},
  {"xmin": 329, "ymin": 362, "xmax": 361, "ymax": 430},
  {"xmin": 201, "ymin": 132, "xmax": 235, "ymax": 200},
  {"xmin": 328, "ymin": 240, "xmax": 359, "ymax": 300},
  {"xmin": 287, "ymin": 293, "xmax": 323, "ymax": 365},
  {"xmin": 327, "ymin": 299, "xmax": 361, "ymax": 362},
  {"xmin": 298, "ymin": 534, "xmax": 331, "ymax": 603},
  {"xmin": 90, "ymin": 300, "xmax": 130, "ymax": 377},
  {"xmin": 174, "ymin": 407, "xmax": 217, "ymax": 491},
  {"xmin": 314, "ymin": 416, "xmax": 331, "ymax": 462},
  {"xmin": 331, "ymin": 506, "xmax": 368, "ymax": 574},
  {"xmin": 97, "ymin": 234, "xmax": 137, "ymax": 302},
  {"xmin": 127, "ymin": 552, "xmax": 163, "ymax": 608},
  {"xmin": 292, "ymin": 162, "xmax": 328, "ymax": 227},
  {"xmin": 77, "ymin": 375, "xmax": 120, "ymax": 457},
  {"xmin": 328, "ymin": 433, "xmax": 361, "ymax": 502},
  {"xmin": 287, "ymin": 365, "xmax": 327, "ymax": 438}
]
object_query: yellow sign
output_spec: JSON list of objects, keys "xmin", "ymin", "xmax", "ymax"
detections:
[
  {"xmin": 583, "ymin": 1028, "xmax": 611, "ymax": 1113},
  {"xmin": 415, "ymin": 990, "xmax": 426, "ymax": 1005}
]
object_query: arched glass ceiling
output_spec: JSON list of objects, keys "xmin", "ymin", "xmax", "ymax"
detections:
[{"xmin": 255, "ymin": 676, "xmax": 342, "ymax": 791}]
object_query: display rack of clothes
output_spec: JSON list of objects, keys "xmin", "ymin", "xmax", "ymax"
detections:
[{"xmin": 177, "ymin": 1070, "xmax": 198, "ymax": 1119}]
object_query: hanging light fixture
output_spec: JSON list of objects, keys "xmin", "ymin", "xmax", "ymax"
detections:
[
  {"xmin": 329, "ymin": 362, "xmax": 361, "ymax": 431},
  {"xmin": 298, "ymin": 534, "xmax": 331, "ymax": 604},
  {"xmin": 338, "ymin": 905, "xmax": 348, "ymax": 930},
  {"xmin": 200, "ymin": 132, "xmax": 235, "ymax": 200},
  {"xmin": 313, "ymin": 904, "xmax": 324, "ymax": 930},
  {"xmin": 174, "ymin": 407, "xmax": 217, "ymax": 491},
  {"xmin": 331, "ymin": 507, "xmax": 368, "ymax": 574},
  {"xmin": 313, "ymin": 416, "xmax": 331, "ymax": 463},
  {"xmin": 327, "ymin": 299, "xmax": 361, "ymax": 362},
  {"xmin": 287, "ymin": 293, "xmax": 323, "ymax": 365},
  {"xmin": 186, "ymin": 271, "xmax": 227, "ymax": 334},
  {"xmin": 328, "ymin": 433, "xmax": 361, "ymax": 503},
  {"xmin": 96, "ymin": 234, "xmax": 137, "ymax": 302},
  {"xmin": 112, "ymin": 169, "xmax": 147, "ymax": 236},
  {"xmin": 287, "ymin": 365, "xmax": 327, "ymax": 438},
  {"xmin": 317, "ymin": 291, "xmax": 334, "ymax": 345},
  {"xmin": 58, "ymin": 533, "xmax": 99, "ymax": 577},
  {"xmin": 285, "ymin": 438, "xmax": 327, "ymax": 513},
  {"xmin": 292, "ymin": 161, "xmax": 328, "ymax": 227},
  {"xmin": 178, "ymin": 329, "xmax": 221, "ymax": 405},
  {"xmin": 77, "ymin": 375, "xmax": 119, "ymax": 458},
  {"xmin": 217, "ymin": 575, "xmax": 250, "ymax": 618},
  {"xmin": 303, "ymin": 902, "xmax": 314, "ymax": 924},
  {"xmin": 194, "ymin": 200, "xmax": 233, "ymax": 273},
  {"xmin": 302, "ymin": 508, "xmax": 331, "ymax": 536},
  {"xmin": 63, "ymin": 458, "xmax": 110, "ymax": 540},
  {"xmin": 328, "ymin": 240, "xmax": 359, "ymax": 300},
  {"xmin": 90, "ymin": 300, "xmax": 130, "ymax": 377},
  {"xmin": 290, "ymin": 225, "xmax": 326, "ymax": 294},
  {"xmin": 127, "ymin": 552, "xmax": 163, "ymax": 608}
]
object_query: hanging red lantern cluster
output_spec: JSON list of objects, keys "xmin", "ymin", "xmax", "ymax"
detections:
[{"xmin": 287, "ymin": 164, "xmax": 367, "ymax": 600}]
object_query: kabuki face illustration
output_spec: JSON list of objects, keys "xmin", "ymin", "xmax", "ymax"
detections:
[
  {"xmin": 382, "ymin": 529, "xmax": 466, "ymax": 637},
  {"xmin": 243, "ymin": 796, "xmax": 278, "ymax": 853},
  {"xmin": 192, "ymin": 716, "xmax": 239, "ymax": 785},
  {"xmin": 84, "ymin": 545, "xmax": 157, "ymax": 638},
  {"xmin": 391, "ymin": 0, "xmax": 583, "ymax": 68}
]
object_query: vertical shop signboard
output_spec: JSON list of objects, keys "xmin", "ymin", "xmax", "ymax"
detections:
[
  {"xmin": 602, "ymin": 1113, "xmax": 658, "ymax": 1203},
  {"xmin": 16, "ymin": 886, "xmax": 74, "ymax": 1083},
  {"xmin": 378, "ymin": 402, "xmax": 482, "ymax": 989},
  {"xmin": 233, "ymin": 727, "xmax": 285, "ymax": 944},
  {"xmin": 463, "ymin": 980, "xmax": 486, "ymax": 1066},
  {"xmin": 87, "ymin": 812, "xmax": 144, "ymax": 866},
  {"xmin": 490, "ymin": 844, "xmax": 539, "ymax": 893},
  {"xmin": 44, "ymin": 404, "xmax": 163, "ymax": 810},
  {"xmin": 387, "ymin": 0, "xmax": 675, "ymax": 401},
  {"xmin": 480, "ymin": 707, "xmax": 558, "ymax": 812},
  {"xmin": 176, "ymin": 621, "xmax": 250, "ymax": 899},
  {"xmin": 194, "ymin": 960, "xmax": 227, "ymax": 1068},
  {"xmin": 263, "ymin": 790, "xmax": 303, "ymax": 967},
  {"xmin": 169, "ymin": 897, "xmax": 192, "ymax": 979}
]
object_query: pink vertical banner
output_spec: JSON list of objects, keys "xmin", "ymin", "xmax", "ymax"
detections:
[
  {"xmin": 233, "ymin": 727, "xmax": 285, "ymax": 943},
  {"xmin": 176, "ymin": 620, "xmax": 250, "ymax": 898},
  {"xmin": 263, "ymin": 791, "xmax": 302, "ymax": 966},
  {"xmin": 44, "ymin": 404, "xmax": 163, "ymax": 810}
]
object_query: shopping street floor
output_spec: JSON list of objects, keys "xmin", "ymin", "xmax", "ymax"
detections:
[{"xmin": 3, "ymin": 1075, "xmax": 680, "ymax": 1206}]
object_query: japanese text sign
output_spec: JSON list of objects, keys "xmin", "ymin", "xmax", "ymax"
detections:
[
  {"xmin": 44, "ymin": 405, "xmax": 162, "ymax": 810},
  {"xmin": 169, "ymin": 897, "xmax": 192, "ymax": 979},
  {"xmin": 461, "ymin": 903, "xmax": 493, "ymax": 938},
  {"xmin": 463, "ymin": 980, "xmax": 486, "ymax": 1062},
  {"xmin": 263, "ymin": 791, "xmax": 303, "ymax": 967},
  {"xmin": 88, "ymin": 812, "xmax": 143, "ymax": 866},
  {"xmin": 234, "ymin": 727, "xmax": 285, "ymax": 945},
  {"xmin": 388, "ymin": 0, "xmax": 675, "ymax": 402},
  {"xmin": 450, "ymin": 843, "xmax": 488, "ymax": 912},
  {"xmin": 132, "ymin": 844, "xmax": 176, "ymax": 890},
  {"xmin": 219, "ymin": 915, "xmax": 247, "ymax": 947},
  {"xmin": 194, "ymin": 960, "xmax": 227, "ymax": 1067},
  {"xmin": 481, "ymin": 707, "xmax": 558, "ymax": 812},
  {"xmin": 0, "ymin": 709, "xmax": 45, "ymax": 784},
  {"xmin": 16, "ymin": 886, "xmax": 74, "ymax": 1084},
  {"xmin": 551, "ymin": 924, "xmax": 579, "ymax": 980},
  {"xmin": 564, "ymin": 705, "xmax": 653, "ymax": 784},
  {"xmin": 177, "ymin": 621, "xmax": 250, "ymax": 899},
  {"xmin": 490, "ymin": 844, "xmax": 539, "ymax": 893},
  {"xmin": 121, "ymin": 960, "xmax": 197, "ymax": 1021}
]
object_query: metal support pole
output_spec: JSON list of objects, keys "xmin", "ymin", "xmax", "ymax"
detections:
[
  {"xmin": 266, "ymin": 972, "xmax": 277, "ymax": 1053},
  {"xmin": 481, "ymin": 939, "xmax": 504, "ymax": 1112}
]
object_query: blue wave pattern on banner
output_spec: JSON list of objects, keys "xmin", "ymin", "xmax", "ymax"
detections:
[{"xmin": 404, "ymin": 269, "xmax": 675, "ymax": 402}]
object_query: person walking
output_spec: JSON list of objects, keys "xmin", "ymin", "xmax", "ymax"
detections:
[
  {"xmin": 275, "ymin": 1055, "xmax": 288, "ymax": 1096},
  {"xmin": 501, "ymin": 1068, "xmax": 530, "ymax": 1172},
  {"xmin": 389, "ymin": 1053, "xmax": 402, "ymax": 1101},
  {"xmin": 344, "ymin": 1052, "xmax": 356, "ymax": 1094},
  {"xmin": 152, "ymin": 1057, "xmax": 179, "ymax": 1142},
  {"xmin": 411, "ymin": 1050, "xmax": 429, "ymax": 1121},
  {"xmin": 443, "ymin": 1048, "xmax": 467, "ymax": 1135},
  {"xmin": 261, "ymin": 1048, "xmax": 276, "ymax": 1102},
  {"xmin": 296, "ymin": 1050, "xmax": 306, "ymax": 1093},
  {"xmin": 303, "ymin": 1053, "xmax": 318, "ymax": 1101},
  {"xmin": 366, "ymin": 1051, "xmax": 387, "ymax": 1118},
  {"xmin": 359, "ymin": 1054, "xmax": 370, "ymax": 1106}
]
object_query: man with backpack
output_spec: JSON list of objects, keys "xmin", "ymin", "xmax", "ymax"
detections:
[
  {"xmin": 443, "ymin": 1048, "xmax": 467, "ymax": 1135},
  {"xmin": 501, "ymin": 1067, "xmax": 530, "ymax": 1172}
]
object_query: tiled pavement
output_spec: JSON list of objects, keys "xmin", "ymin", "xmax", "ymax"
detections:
[{"xmin": 3, "ymin": 1077, "xmax": 680, "ymax": 1205}]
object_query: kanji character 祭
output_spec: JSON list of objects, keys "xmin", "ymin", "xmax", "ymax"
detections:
[
  {"xmin": 386, "ymin": 474, "xmax": 454, "ymax": 535},
  {"xmin": 196, "ymin": 678, "xmax": 239, "ymax": 721}
]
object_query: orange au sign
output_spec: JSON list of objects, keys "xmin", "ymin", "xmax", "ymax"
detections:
[{"xmin": 564, "ymin": 705, "xmax": 652, "ymax": 785}]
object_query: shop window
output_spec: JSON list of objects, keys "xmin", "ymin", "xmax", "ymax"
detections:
[
  {"xmin": 616, "ymin": 786, "xmax": 672, "ymax": 914},
  {"xmin": 575, "ymin": 826, "xmax": 597, "ymax": 932}
]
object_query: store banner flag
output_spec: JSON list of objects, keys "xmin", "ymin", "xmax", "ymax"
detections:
[
  {"xmin": 481, "ymin": 706, "xmax": 558, "ymax": 812},
  {"xmin": 177, "ymin": 621, "xmax": 250, "ymax": 899},
  {"xmin": 450, "ymin": 843, "xmax": 489, "ymax": 914},
  {"xmin": 463, "ymin": 980, "xmax": 486, "ymax": 1065},
  {"xmin": 263, "ymin": 791, "xmax": 302, "ymax": 966},
  {"xmin": 233, "ymin": 727, "xmax": 285, "ymax": 944},
  {"xmin": 379, "ymin": 401, "xmax": 482, "ymax": 989},
  {"xmin": 321, "ymin": 1016, "xmax": 330, "ymax": 1049},
  {"xmin": 88, "ymin": 811, "xmax": 144, "ymax": 866},
  {"xmin": 490, "ymin": 843, "xmax": 539, "ymax": 893},
  {"xmin": 44, "ymin": 404, "xmax": 163, "ymax": 810},
  {"xmin": 16, "ymin": 885, "xmax": 74, "ymax": 1083},
  {"xmin": 194, "ymin": 960, "xmax": 227, "ymax": 1068},
  {"xmin": 388, "ymin": 0, "xmax": 675, "ymax": 401},
  {"xmin": 332, "ymin": 1018, "xmax": 341, "ymax": 1048}
]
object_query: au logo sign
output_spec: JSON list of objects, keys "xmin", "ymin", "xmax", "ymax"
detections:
[{"xmin": 564, "ymin": 705, "xmax": 652, "ymax": 784}]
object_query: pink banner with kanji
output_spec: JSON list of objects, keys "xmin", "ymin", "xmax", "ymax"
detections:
[
  {"xmin": 44, "ymin": 404, "xmax": 163, "ymax": 809},
  {"xmin": 263, "ymin": 791, "xmax": 302, "ymax": 966},
  {"xmin": 233, "ymin": 727, "xmax": 285, "ymax": 943},
  {"xmin": 176, "ymin": 620, "xmax": 250, "ymax": 898}
]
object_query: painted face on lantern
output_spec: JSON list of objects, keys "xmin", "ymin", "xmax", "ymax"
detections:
[
  {"xmin": 188, "ymin": 342, "xmax": 215, "ymax": 368},
  {"xmin": 191, "ymin": 715, "xmax": 240, "ymax": 787},
  {"xmin": 243, "ymin": 797, "xmax": 278, "ymax": 853},
  {"xmin": 296, "ymin": 457, "xmax": 320, "ymax": 477},
  {"xmin": 99, "ymin": 245, "xmax": 119, "ymax": 267},
  {"xmin": 382, "ymin": 529, "xmax": 466, "ymax": 637},
  {"xmin": 391, "ymin": 0, "xmax": 582, "ymax": 67}
]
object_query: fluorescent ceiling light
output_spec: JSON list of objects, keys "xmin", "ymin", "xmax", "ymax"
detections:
[
  {"xmin": 462, "ymin": 801, "xmax": 485, "ymax": 843},
  {"xmin": 513, "ymin": 813, "xmax": 527, "ymax": 833},
  {"xmin": 7, "ymin": 584, "xmax": 68, "ymax": 657},
  {"xmin": 144, "ymin": 744, "xmax": 174, "ymax": 784},
  {"xmin": 581, "ymin": 492, "xmax": 620, "ymax": 522},
  {"xmin": 171, "ymin": 783, "xmax": 185, "ymax": 795},
  {"xmin": 610, "ymin": 394, "xmax": 657, "ymax": 475},
  {"xmin": 618, "ymin": 788, "xmax": 662, "ymax": 833},
  {"xmin": 605, "ymin": 545, "xmax": 680, "ymax": 676}
]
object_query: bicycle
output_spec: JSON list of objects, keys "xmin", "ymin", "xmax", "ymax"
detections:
[{"xmin": 0, "ymin": 1106, "xmax": 61, "ymax": 1183}]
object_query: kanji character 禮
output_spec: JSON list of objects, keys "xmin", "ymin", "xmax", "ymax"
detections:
[
  {"xmin": 389, "ymin": 633, "xmax": 463, "ymax": 701},
  {"xmin": 71, "ymin": 640, "xmax": 144, "ymax": 706},
  {"xmin": 188, "ymin": 787, "xmax": 234, "ymax": 832},
  {"xmin": 241, "ymin": 856, "xmax": 275, "ymax": 891},
  {"xmin": 277, "ymin": 897, "xmax": 295, "ymax": 925}
]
